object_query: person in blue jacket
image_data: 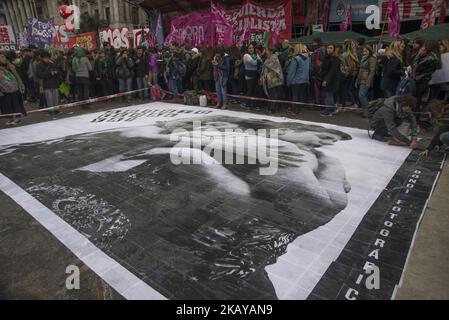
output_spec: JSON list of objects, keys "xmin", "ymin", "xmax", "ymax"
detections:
[
  {"xmin": 286, "ymin": 44, "xmax": 310, "ymax": 114},
  {"xmin": 212, "ymin": 46, "xmax": 230, "ymax": 110}
]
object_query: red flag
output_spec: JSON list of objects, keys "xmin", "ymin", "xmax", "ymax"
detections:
[
  {"xmin": 421, "ymin": 0, "xmax": 439, "ymax": 30},
  {"xmin": 440, "ymin": 0, "xmax": 448, "ymax": 24},
  {"xmin": 387, "ymin": 0, "xmax": 401, "ymax": 38},
  {"xmin": 271, "ymin": 14, "xmax": 281, "ymax": 44},
  {"xmin": 321, "ymin": 0, "xmax": 330, "ymax": 32},
  {"xmin": 340, "ymin": 5, "xmax": 352, "ymax": 32}
]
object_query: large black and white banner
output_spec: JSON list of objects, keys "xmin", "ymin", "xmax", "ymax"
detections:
[{"xmin": 0, "ymin": 103, "xmax": 444, "ymax": 300}]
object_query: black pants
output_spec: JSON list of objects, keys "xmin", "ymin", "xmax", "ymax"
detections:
[
  {"xmin": 99, "ymin": 78, "xmax": 113, "ymax": 97},
  {"xmin": 290, "ymin": 83, "xmax": 308, "ymax": 113},
  {"xmin": 415, "ymin": 80, "xmax": 429, "ymax": 112},
  {"xmin": 246, "ymin": 78, "xmax": 258, "ymax": 108},
  {"xmin": 267, "ymin": 86, "xmax": 284, "ymax": 112},
  {"xmin": 76, "ymin": 77, "xmax": 90, "ymax": 101}
]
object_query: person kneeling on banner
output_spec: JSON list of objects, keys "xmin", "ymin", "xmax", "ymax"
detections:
[{"xmin": 370, "ymin": 95, "xmax": 419, "ymax": 149}]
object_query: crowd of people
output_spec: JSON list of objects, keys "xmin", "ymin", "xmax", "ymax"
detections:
[{"xmin": 1, "ymin": 36, "xmax": 449, "ymax": 153}]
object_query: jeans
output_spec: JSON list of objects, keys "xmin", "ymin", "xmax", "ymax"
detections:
[
  {"xmin": 44, "ymin": 89, "xmax": 59, "ymax": 107},
  {"xmin": 322, "ymin": 89, "xmax": 336, "ymax": 113},
  {"xmin": 135, "ymin": 77, "xmax": 148, "ymax": 99},
  {"xmin": 441, "ymin": 132, "xmax": 449, "ymax": 146},
  {"xmin": 358, "ymin": 84, "xmax": 370, "ymax": 114},
  {"xmin": 215, "ymin": 77, "xmax": 228, "ymax": 104},
  {"xmin": 118, "ymin": 78, "xmax": 133, "ymax": 95},
  {"xmin": 169, "ymin": 78, "xmax": 183, "ymax": 96}
]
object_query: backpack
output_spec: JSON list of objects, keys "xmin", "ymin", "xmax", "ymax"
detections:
[{"xmin": 366, "ymin": 98, "xmax": 385, "ymax": 119}]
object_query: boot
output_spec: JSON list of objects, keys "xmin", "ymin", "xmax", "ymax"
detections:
[
  {"xmin": 221, "ymin": 103, "xmax": 228, "ymax": 110},
  {"xmin": 213, "ymin": 103, "xmax": 221, "ymax": 109}
]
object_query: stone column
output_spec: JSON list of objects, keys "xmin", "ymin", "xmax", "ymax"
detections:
[
  {"xmin": 112, "ymin": 0, "xmax": 121, "ymax": 27},
  {"xmin": 97, "ymin": 0, "xmax": 104, "ymax": 20},
  {"xmin": 11, "ymin": 0, "xmax": 24, "ymax": 30},
  {"xmin": 2, "ymin": 1, "xmax": 14, "ymax": 28}
]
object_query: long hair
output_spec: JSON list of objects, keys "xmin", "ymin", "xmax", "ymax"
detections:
[
  {"xmin": 343, "ymin": 39, "xmax": 358, "ymax": 63},
  {"xmin": 386, "ymin": 40, "xmax": 404, "ymax": 64},
  {"xmin": 440, "ymin": 40, "xmax": 449, "ymax": 53}
]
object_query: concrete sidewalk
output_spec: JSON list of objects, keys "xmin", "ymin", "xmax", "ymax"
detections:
[{"xmin": 395, "ymin": 157, "xmax": 449, "ymax": 300}]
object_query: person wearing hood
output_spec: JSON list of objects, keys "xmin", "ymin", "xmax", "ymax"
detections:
[
  {"xmin": 286, "ymin": 44, "xmax": 310, "ymax": 114},
  {"xmin": 261, "ymin": 44, "xmax": 284, "ymax": 113},
  {"xmin": 212, "ymin": 46, "xmax": 230, "ymax": 110},
  {"xmin": 370, "ymin": 95, "xmax": 419, "ymax": 149},
  {"xmin": 72, "ymin": 46, "xmax": 92, "ymax": 103}
]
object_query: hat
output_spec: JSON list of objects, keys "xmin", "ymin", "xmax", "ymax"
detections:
[{"xmin": 192, "ymin": 48, "xmax": 199, "ymax": 54}]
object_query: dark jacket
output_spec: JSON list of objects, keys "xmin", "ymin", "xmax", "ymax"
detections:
[
  {"xmin": 35, "ymin": 60, "xmax": 61, "ymax": 90},
  {"xmin": 197, "ymin": 55, "xmax": 213, "ymax": 81},
  {"xmin": 115, "ymin": 56, "xmax": 134, "ymax": 79},
  {"xmin": 320, "ymin": 54, "xmax": 340, "ymax": 92},
  {"xmin": 94, "ymin": 57, "xmax": 114, "ymax": 80},
  {"xmin": 134, "ymin": 54, "xmax": 149, "ymax": 78},
  {"xmin": 371, "ymin": 96, "xmax": 418, "ymax": 144},
  {"xmin": 166, "ymin": 54, "xmax": 186, "ymax": 80},
  {"xmin": 381, "ymin": 56, "xmax": 403, "ymax": 93},
  {"xmin": 413, "ymin": 53, "xmax": 441, "ymax": 83}
]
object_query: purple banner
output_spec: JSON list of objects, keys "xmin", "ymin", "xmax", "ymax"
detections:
[
  {"xmin": 165, "ymin": 12, "xmax": 214, "ymax": 47},
  {"xmin": 27, "ymin": 17, "xmax": 55, "ymax": 48}
]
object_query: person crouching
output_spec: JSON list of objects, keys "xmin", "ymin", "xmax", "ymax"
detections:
[{"xmin": 370, "ymin": 95, "xmax": 419, "ymax": 149}]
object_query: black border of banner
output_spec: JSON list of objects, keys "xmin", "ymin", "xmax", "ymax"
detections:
[{"xmin": 307, "ymin": 150, "xmax": 447, "ymax": 300}]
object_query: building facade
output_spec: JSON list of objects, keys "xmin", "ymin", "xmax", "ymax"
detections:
[{"xmin": 1, "ymin": 0, "xmax": 149, "ymax": 34}]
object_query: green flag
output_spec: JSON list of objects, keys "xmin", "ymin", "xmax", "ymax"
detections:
[{"xmin": 262, "ymin": 30, "xmax": 270, "ymax": 47}]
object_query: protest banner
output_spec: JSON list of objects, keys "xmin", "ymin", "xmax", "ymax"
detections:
[
  {"xmin": 27, "ymin": 17, "xmax": 55, "ymax": 48},
  {"xmin": 213, "ymin": 0, "xmax": 292, "ymax": 44},
  {"xmin": 73, "ymin": 32, "xmax": 97, "ymax": 50},
  {"xmin": 99, "ymin": 28, "xmax": 131, "ymax": 49},
  {"xmin": 165, "ymin": 12, "xmax": 215, "ymax": 47},
  {"xmin": 0, "ymin": 25, "xmax": 16, "ymax": 51}
]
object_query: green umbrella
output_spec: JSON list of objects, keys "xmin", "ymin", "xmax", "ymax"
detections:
[{"xmin": 403, "ymin": 23, "xmax": 449, "ymax": 41}]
